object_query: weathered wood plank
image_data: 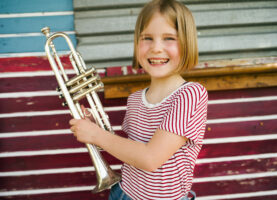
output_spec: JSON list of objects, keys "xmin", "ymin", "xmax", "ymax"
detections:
[
  {"xmin": 192, "ymin": 177, "xmax": 277, "ymax": 197},
  {"xmin": 1, "ymin": 157, "xmax": 276, "ymax": 191},
  {"xmin": 0, "ymin": 152, "xmax": 122, "ymax": 172},
  {"xmin": 0, "ymin": 94, "xmax": 127, "ymax": 114},
  {"xmin": 103, "ymin": 64, "xmax": 277, "ymax": 98},
  {"xmin": 0, "ymin": 56, "xmax": 71, "ymax": 72},
  {"xmin": 194, "ymin": 157, "xmax": 277, "ymax": 178},
  {"xmin": 75, "ymin": 8, "xmax": 277, "ymax": 35},
  {"xmin": 77, "ymin": 33, "xmax": 277, "ymax": 62},
  {"xmin": 74, "ymin": 0, "xmax": 276, "ymax": 10},
  {"xmin": 0, "ymin": 191, "xmax": 110, "ymax": 200},
  {"xmin": 0, "ymin": 34, "xmax": 76, "ymax": 54},
  {"xmin": 1, "ymin": 172, "xmax": 277, "ymax": 199}
]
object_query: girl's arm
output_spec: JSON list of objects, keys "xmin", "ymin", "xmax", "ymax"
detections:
[{"xmin": 70, "ymin": 118, "xmax": 188, "ymax": 172}]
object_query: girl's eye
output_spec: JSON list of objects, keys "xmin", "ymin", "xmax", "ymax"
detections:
[
  {"xmin": 142, "ymin": 37, "xmax": 152, "ymax": 40},
  {"xmin": 164, "ymin": 37, "xmax": 176, "ymax": 41}
]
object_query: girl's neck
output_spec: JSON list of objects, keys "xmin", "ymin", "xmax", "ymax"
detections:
[{"xmin": 146, "ymin": 74, "xmax": 185, "ymax": 104}]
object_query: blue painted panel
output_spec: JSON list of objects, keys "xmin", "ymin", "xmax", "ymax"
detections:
[
  {"xmin": 0, "ymin": 35, "xmax": 76, "ymax": 53},
  {"xmin": 0, "ymin": 15, "xmax": 74, "ymax": 34},
  {"xmin": 0, "ymin": 0, "xmax": 73, "ymax": 14}
]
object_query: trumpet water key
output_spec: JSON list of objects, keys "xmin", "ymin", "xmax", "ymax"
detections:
[{"xmin": 41, "ymin": 27, "xmax": 121, "ymax": 193}]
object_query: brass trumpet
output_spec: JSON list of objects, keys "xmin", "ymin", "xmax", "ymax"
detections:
[{"xmin": 41, "ymin": 27, "xmax": 121, "ymax": 193}]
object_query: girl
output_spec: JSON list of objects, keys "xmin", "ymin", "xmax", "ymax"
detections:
[{"xmin": 70, "ymin": 0, "xmax": 208, "ymax": 199}]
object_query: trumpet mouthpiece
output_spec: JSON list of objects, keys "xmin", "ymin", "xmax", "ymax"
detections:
[{"xmin": 41, "ymin": 27, "xmax": 50, "ymax": 37}]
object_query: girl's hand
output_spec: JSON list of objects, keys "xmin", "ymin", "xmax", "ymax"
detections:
[
  {"xmin": 69, "ymin": 117, "xmax": 101, "ymax": 145},
  {"xmin": 81, "ymin": 105, "xmax": 95, "ymax": 122}
]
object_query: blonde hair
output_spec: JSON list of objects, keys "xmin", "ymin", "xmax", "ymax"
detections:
[{"xmin": 133, "ymin": 0, "xmax": 198, "ymax": 73}]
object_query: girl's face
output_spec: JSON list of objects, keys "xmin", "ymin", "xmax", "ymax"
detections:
[{"xmin": 137, "ymin": 12, "xmax": 180, "ymax": 79}]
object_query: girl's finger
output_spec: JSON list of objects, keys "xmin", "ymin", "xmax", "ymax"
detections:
[
  {"xmin": 69, "ymin": 119, "xmax": 77, "ymax": 125},
  {"xmin": 70, "ymin": 126, "xmax": 75, "ymax": 134}
]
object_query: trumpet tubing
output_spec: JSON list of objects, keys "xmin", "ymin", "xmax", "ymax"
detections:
[{"xmin": 41, "ymin": 27, "xmax": 120, "ymax": 193}]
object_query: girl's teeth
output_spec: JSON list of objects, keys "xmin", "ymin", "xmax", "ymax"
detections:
[{"xmin": 148, "ymin": 59, "xmax": 169, "ymax": 64}]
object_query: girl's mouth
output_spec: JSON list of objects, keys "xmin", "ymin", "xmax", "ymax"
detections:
[{"xmin": 148, "ymin": 58, "xmax": 169, "ymax": 65}]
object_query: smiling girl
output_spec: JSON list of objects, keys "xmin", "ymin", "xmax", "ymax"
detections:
[{"xmin": 69, "ymin": 0, "xmax": 208, "ymax": 199}]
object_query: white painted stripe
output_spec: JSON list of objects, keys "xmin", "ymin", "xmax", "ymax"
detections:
[
  {"xmin": 0, "ymin": 129, "xmax": 70, "ymax": 138},
  {"xmin": 196, "ymin": 152, "xmax": 277, "ymax": 164},
  {"xmin": 0, "ymin": 177, "xmax": 276, "ymax": 197},
  {"xmin": 0, "ymin": 51, "xmax": 52, "ymax": 58},
  {"xmin": 203, "ymin": 133, "xmax": 277, "ymax": 144},
  {"xmin": 0, "ymin": 110, "xmax": 70, "ymax": 118},
  {"xmin": 0, "ymin": 126, "xmax": 122, "ymax": 138},
  {"xmin": 0, "ymin": 91, "xmax": 59, "ymax": 98},
  {"xmin": 1, "ymin": 104, "xmax": 277, "ymax": 124},
  {"xmin": 0, "ymin": 11, "xmax": 74, "ymax": 18},
  {"xmin": 0, "ymin": 69, "xmax": 105, "ymax": 78},
  {"xmin": 0, "ymin": 167, "xmax": 275, "ymax": 188},
  {"xmin": 105, "ymin": 106, "xmax": 127, "ymax": 112},
  {"xmin": 0, "ymin": 185, "xmax": 94, "ymax": 197},
  {"xmin": 0, "ymin": 31, "xmax": 75, "ymax": 38},
  {"xmin": 0, "ymin": 107, "xmax": 126, "ymax": 118},
  {"xmin": 197, "ymin": 189, "xmax": 277, "ymax": 200},
  {"xmin": 193, "ymin": 171, "xmax": 277, "ymax": 183},
  {"xmin": 0, "ymin": 148, "xmax": 88, "ymax": 158},
  {"xmin": 0, "ymin": 165, "xmax": 122, "ymax": 177},
  {"xmin": 0, "ymin": 70, "xmax": 73, "ymax": 78},
  {"xmin": 209, "ymin": 95, "xmax": 277, "ymax": 104},
  {"xmin": 207, "ymin": 114, "xmax": 277, "ymax": 124}
]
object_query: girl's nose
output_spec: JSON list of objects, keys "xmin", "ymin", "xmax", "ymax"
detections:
[{"xmin": 151, "ymin": 40, "xmax": 163, "ymax": 53}]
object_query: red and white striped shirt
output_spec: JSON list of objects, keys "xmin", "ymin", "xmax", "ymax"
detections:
[{"xmin": 120, "ymin": 82, "xmax": 208, "ymax": 200}]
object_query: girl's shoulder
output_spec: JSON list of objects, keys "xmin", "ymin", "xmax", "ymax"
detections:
[
  {"xmin": 172, "ymin": 81, "xmax": 208, "ymax": 101},
  {"xmin": 183, "ymin": 81, "xmax": 207, "ymax": 92},
  {"xmin": 127, "ymin": 89, "xmax": 144, "ymax": 103}
]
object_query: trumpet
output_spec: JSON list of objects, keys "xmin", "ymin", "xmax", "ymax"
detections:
[{"xmin": 41, "ymin": 27, "xmax": 121, "ymax": 193}]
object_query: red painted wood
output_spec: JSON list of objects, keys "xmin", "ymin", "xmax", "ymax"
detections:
[
  {"xmin": 199, "ymin": 139, "xmax": 277, "ymax": 159},
  {"xmin": 191, "ymin": 177, "xmax": 277, "ymax": 196},
  {"xmin": 0, "ymin": 111, "xmax": 126, "ymax": 132},
  {"xmin": 1, "ymin": 174, "xmax": 277, "ymax": 198},
  {"xmin": 1, "ymin": 139, "xmax": 276, "ymax": 173},
  {"xmin": 1, "ymin": 109, "xmax": 276, "ymax": 135},
  {"xmin": 0, "ymin": 130, "xmax": 127, "ymax": 152},
  {"xmin": 0, "ymin": 191, "xmax": 110, "ymax": 200},
  {"xmin": 194, "ymin": 157, "xmax": 277, "ymax": 178},
  {"xmin": 0, "ymin": 115, "xmax": 72, "ymax": 132},
  {"xmin": 207, "ymin": 100, "xmax": 277, "ymax": 119},
  {"xmin": 0, "ymin": 76, "xmax": 58, "ymax": 93},
  {"xmin": 231, "ymin": 195, "xmax": 277, "ymax": 200},
  {"xmin": 0, "ymin": 93, "xmax": 127, "ymax": 114},
  {"xmin": 205, "ymin": 119, "xmax": 277, "ymax": 139},
  {"xmin": 2, "ymin": 56, "xmax": 277, "ymax": 200},
  {"xmin": 2, "ymin": 94, "xmax": 277, "ymax": 121},
  {"xmin": 0, "ymin": 56, "xmax": 72, "ymax": 72},
  {"xmin": 2, "ymin": 191, "xmax": 276, "ymax": 200},
  {"xmin": 0, "ymin": 134, "xmax": 82, "ymax": 152},
  {"xmin": 2, "ymin": 73, "xmax": 277, "ymax": 96},
  {"xmin": 1, "ymin": 157, "xmax": 276, "ymax": 191},
  {"xmin": 0, "ymin": 152, "xmax": 122, "ymax": 172},
  {"xmin": 0, "ymin": 96, "xmax": 67, "ymax": 114},
  {"xmin": 0, "ymin": 170, "xmax": 126, "ymax": 191},
  {"xmin": 208, "ymin": 86, "xmax": 277, "ymax": 100}
]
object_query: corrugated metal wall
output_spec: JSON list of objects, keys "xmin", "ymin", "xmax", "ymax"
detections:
[{"xmin": 73, "ymin": 0, "xmax": 277, "ymax": 68}]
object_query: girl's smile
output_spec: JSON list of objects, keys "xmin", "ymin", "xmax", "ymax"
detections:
[
  {"xmin": 137, "ymin": 12, "xmax": 180, "ymax": 79},
  {"xmin": 148, "ymin": 57, "xmax": 169, "ymax": 65}
]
